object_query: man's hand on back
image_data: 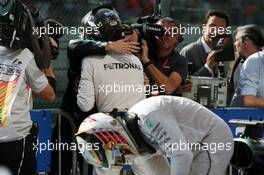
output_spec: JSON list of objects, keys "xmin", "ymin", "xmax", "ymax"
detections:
[{"xmin": 105, "ymin": 38, "xmax": 140, "ymax": 54}]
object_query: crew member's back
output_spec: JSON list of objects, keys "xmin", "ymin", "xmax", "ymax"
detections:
[{"xmin": 77, "ymin": 52, "xmax": 146, "ymax": 113}]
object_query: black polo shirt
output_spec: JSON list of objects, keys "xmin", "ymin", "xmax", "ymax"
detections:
[{"xmin": 146, "ymin": 50, "xmax": 188, "ymax": 95}]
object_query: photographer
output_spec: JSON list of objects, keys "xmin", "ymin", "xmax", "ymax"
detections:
[{"xmin": 140, "ymin": 17, "xmax": 188, "ymax": 95}]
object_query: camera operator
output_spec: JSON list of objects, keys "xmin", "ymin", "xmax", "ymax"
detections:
[
  {"xmin": 180, "ymin": 10, "xmax": 230, "ymax": 77},
  {"xmin": 18, "ymin": 0, "xmax": 63, "ymax": 93},
  {"xmin": 140, "ymin": 17, "xmax": 188, "ymax": 95},
  {"xmin": 18, "ymin": 0, "xmax": 62, "ymax": 72}
]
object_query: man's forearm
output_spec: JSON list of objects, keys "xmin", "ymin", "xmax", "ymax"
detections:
[
  {"xmin": 244, "ymin": 95, "xmax": 264, "ymax": 108},
  {"xmin": 68, "ymin": 39, "xmax": 107, "ymax": 59},
  {"xmin": 42, "ymin": 67, "xmax": 56, "ymax": 93},
  {"xmin": 146, "ymin": 64, "xmax": 178, "ymax": 94}
]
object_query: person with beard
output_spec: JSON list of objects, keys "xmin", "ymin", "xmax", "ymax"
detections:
[
  {"xmin": 139, "ymin": 17, "xmax": 188, "ymax": 95},
  {"xmin": 180, "ymin": 10, "xmax": 230, "ymax": 78}
]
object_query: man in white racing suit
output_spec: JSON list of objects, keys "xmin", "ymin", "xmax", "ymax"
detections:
[
  {"xmin": 128, "ymin": 96, "xmax": 234, "ymax": 175},
  {"xmin": 77, "ymin": 96, "xmax": 234, "ymax": 175}
]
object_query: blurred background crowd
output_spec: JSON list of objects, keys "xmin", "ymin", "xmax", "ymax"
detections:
[{"xmin": 33, "ymin": 0, "xmax": 264, "ymax": 108}]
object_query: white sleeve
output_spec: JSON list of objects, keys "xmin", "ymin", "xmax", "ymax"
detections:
[
  {"xmin": 25, "ymin": 58, "xmax": 48, "ymax": 93},
  {"xmin": 239, "ymin": 57, "xmax": 260, "ymax": 96},
  {"xmin": 77, "ymin": 58, "xmax": 95, "ymax": 112}
]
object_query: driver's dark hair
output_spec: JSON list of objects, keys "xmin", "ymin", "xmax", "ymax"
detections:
[{"xmin": 203, "ymin": 10, "xmax": 229, "ymax": 26}]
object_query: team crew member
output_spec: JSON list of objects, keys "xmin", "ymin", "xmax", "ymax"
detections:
[
  {"xmin": 0, "ymin": 1, "xmax": 55, "ymax": 174},
  {"xmin": 77, "ymin": 29, "xmax": 145, "ymax": 112},
  {"xmin": 0, "ymin": 47, "xmax": 55, "ymax": 175},
  {"xmin": 77, "ymin": 96, "xmax": 234, "ymax": 175},
  {"xmin": 62, "ymin": 5, "xmax": 140, "ymax": 118}
]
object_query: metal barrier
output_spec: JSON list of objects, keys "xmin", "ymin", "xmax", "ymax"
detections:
[
  {"xmin": 211, "ymin": 108, "xmax": 264, "ymax": 175},
  {"xmin": 31, "ymin": 110, "xmax": 52, "ymax": 174},
  {"xmin": 31, "ymin": 109, "xmax": 78, "ymax": 175},
  {"xmin": 211, "ymin": 108, "xmax": 264, "ymax": 137}
]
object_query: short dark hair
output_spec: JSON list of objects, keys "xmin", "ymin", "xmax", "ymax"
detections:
[
  {"xmin": 157, "ymin": 17, "xmax": 182, "ymax": 28},
  {"xmin": 203, "ymin": 10, "xmax": 229, "ymax": 26}
]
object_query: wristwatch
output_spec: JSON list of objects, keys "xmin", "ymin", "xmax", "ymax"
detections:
[{"xmin": 144, "ymin": 60, "xmax": 153, "ymax": 67}]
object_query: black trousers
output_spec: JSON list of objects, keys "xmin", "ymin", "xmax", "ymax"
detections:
[{"xmin": 0, "ymin": 133, "xmax": 37, "ymax": 175}]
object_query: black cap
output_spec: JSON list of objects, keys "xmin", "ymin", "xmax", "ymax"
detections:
[
  {"xmin": 93, "ymin": 7, "xmax": 121, "ymax": 27},
  {"xmin": 92, "ymin": 6, "xmax": 124, "ymax": 41}
]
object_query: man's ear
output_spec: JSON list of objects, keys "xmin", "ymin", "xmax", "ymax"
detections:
[{"xmin": 242, "ymin": 37, "xmax": 250, "ymax": 45}]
